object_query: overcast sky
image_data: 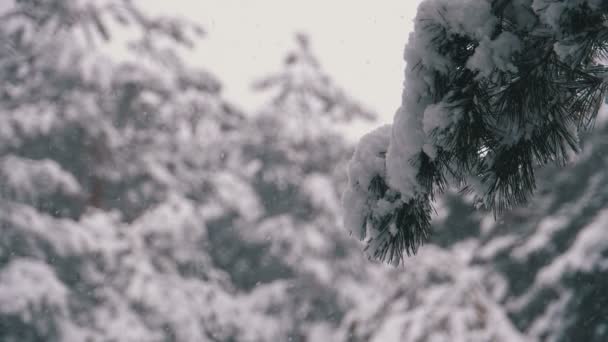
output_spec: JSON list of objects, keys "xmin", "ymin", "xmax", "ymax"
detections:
[{"xmin": 145, "ymin": 0, "xmax": 422, "ymax": 137}]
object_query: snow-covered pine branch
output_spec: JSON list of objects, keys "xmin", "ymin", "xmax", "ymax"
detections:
[{"xmin": 344, "ymin": 0, "xmax": 608, "ymax": 264}]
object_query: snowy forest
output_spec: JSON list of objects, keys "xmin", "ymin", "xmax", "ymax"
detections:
[{"xmin": 1, "ymin": 0, "xmax": 608, "ymax": 341}]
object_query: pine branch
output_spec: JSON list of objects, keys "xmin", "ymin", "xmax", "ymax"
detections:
[
  {"xmin": 363, "ymin": 175, "xmax": 433, "ymax": 265},
  {"xmin": 345, "ymin": 0, "xmax": 608, "ymax": 264}
]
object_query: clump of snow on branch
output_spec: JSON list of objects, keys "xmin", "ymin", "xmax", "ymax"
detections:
[
  {"xmin": 467, "ymin": 32, "xmax": 522, "ymax": 77},
  {"xmin": 342, "ymin": 125, "xmax": 391, "ymax": 240}
]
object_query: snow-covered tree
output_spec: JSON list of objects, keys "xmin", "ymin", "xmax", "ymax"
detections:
[
  {"xmin": 337, "ymin": 244, "xmax": 527, "ymax": 342},
  {"xmin": 209, "ymin": 34, "xmax": 377, "ymax": 340},
  {"xmin": 468, "ymin": 118, "xmax": 608, "ymax": 342},
  {"xmin": 0, "ymin": 1, "xmax": 276, "ymax": 340},
  {"xmin": 343, "ymin": 0, "xmax": 608, "ymax": 263}
]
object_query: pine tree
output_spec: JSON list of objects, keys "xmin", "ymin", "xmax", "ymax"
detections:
[
  {"xmin": 420, "ymin": 118, "xmax": 608, "ymax": 341},
  {"xmin": 210, "ymin": 34, "xmax": 378, "ymax": 340},
  {"xmin": 343, "ymin": 0, "xmax": 608, "ymax": 263},
  {"xmin": 0, "ymin": 1, "xmax": 278, "ymax": 340},
  {"xmin": 337, "ymin": 244, "xmax": 527, "ymax": 342},
  {"xmin": 469, "ymin": 119, "xmax": 608, "ymax": 342}
]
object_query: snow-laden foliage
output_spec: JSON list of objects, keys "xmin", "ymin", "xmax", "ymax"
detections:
[
  {"xmin": 0, "ymin": 1, "xmax": 273, "ymax": 340},
  {"xmin": 343, "ymin": 0, "xmax": 608, "ymax": 263},
  {"xmin": 466, "ymin": 121, "xmax": 608, "ymax": 342},
  {"xmin": 339, "ymin": 245, "xmax": 527, "ymax": 342}
]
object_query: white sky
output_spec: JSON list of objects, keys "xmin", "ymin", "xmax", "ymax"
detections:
[{"xmin": 145, "ymin": 0, "xmax": 422, "ymax": 138}]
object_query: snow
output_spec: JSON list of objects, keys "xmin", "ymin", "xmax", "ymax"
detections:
[
  {"xmin": 212, "ymin": 172, "xmax": 263, "ymax": 221},
  {"xmin": 0, "ymin": 156, "xmax": 82, "ymax": 201},
  {"xmin": 422, "ymin": 102, "xmax": 464, "ymax": 137},
  {"xmin": 511, "ymin": 172, "xmax": 603, "ymax": 260},
  {"xmin": 379, "ymin": 0, "xmax": 497, "ymax": 199},
  {"xmin": 0, "ymin": 259, "xmax": 68, "ymax": 318},
  {"xmin": 553, "ymin": 41, "xmax": 582, "ymax": 63},
  {"xmin": 532, "ymin": 0, "xmax": 605, "ymax": 31},
  {"xmin": 511, "ymin": 215, "xmax": 569, "ymax": 261},
  {"xmin": 466, "ymin": 32, "xmax": 522, "ymax": 77},
  {"xmin": 342, "ymin": 245, "xmax": 528, "ymax": 342},
  {"xmin": 477, "ymin": 235, "xmax": 518, "ymax": 260},
  {"xmin": 342, "ymin": 124, "xmax": 392, "ymax": 238},
  {"xmin": 0, "ymin": 105, "xmax": 59, "ymax": 144},
  {"xmin": 536, "ymin": 208, "xmax": 608, "ymax": 286},
  {"xmin": 386, "ymin": 105, "xmax": 425, "ymax": 197},
  {"xmin": 302, "ymin": 173, "xmax": 340, "ymax": 214},
  {"xmin": 526, "ymin": 290, "xmax": 573, "ymax": 342}
]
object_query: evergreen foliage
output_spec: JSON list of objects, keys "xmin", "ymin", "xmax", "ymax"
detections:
[
  {"xmin": 343, "ymin": 0, "xmax": 608, "ymax": 263},
  {"xmin": 0, "ymin": 1, "xmax": 270, "ymax": 340},
  {"xmin": 473, "ymin": 121, "xmax": 608, "ymax": 342}
]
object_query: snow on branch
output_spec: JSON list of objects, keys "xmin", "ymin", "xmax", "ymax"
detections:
[{"xmin": 344, "ymin": 0, "xmax": 608, "ymax": 263}]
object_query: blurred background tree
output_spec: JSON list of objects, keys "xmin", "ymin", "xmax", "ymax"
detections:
[{"xmin": 0, "ymin": 0, "xmax": 273, "ymax": 340}]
